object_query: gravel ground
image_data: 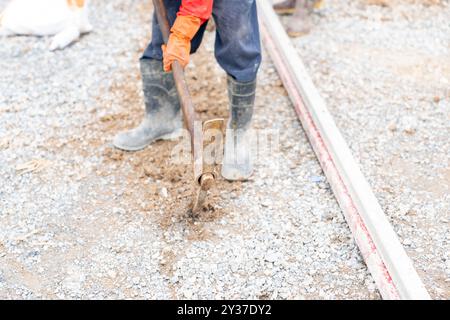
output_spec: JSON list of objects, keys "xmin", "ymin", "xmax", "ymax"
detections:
[
  {"xmin": 285, "ymin": 0, "xmax": 449, "ymax": 299},
  {"xmin": 0, "ymin": 0, "xmax": 383, "ymax": 299}
]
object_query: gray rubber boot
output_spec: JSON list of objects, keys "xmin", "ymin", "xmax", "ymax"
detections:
[
  {"xmin": 286, "ymin": 0, "xmax": 314, "ymax": 37},
  {"xmin": 221, "ymin": 76, "xmax": 256, "ymax": 181},
  {"xmin": 113, "ymin": 58, "xmax": 182, "ymax": 151}
]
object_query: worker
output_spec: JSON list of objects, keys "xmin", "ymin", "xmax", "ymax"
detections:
[
  {"xmin": 113, "ymin": 0, "xmax": 261, "ymax": 181},
  {"xmin": 273, "ymin": 0, "xmax": 323, "ymax": 37}
]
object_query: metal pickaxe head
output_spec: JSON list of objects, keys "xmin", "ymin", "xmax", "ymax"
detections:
[{"xmin": 191, "ymin": 118, "xmax": 226, "ymax": 214}]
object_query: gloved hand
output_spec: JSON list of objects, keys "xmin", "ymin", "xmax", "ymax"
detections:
[{"xmin": 162, "ymin": 15, "xmax": 202, "ymax": 72}]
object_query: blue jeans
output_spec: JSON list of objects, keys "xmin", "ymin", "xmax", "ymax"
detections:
[{"xmin": 143, "ymin": 0, "xmax": 262, "ymax": 82}]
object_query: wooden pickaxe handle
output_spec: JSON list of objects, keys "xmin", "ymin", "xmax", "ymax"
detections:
[
  {"xmin": 152, "ymin": 0, "xmax": 224, "ymax": 214},
  {"xmin": 152, "ymin": 0, "xmax": 203, "ymax": 183}
]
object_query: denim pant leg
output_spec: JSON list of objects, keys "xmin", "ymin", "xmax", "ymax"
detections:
[
  {"xmin": 142, "ymin": 0, "xmax": 208, "ymax": 61},
  {"xmin": 212, "ymin": 0, "xmax": 262, "ymax": 82}
]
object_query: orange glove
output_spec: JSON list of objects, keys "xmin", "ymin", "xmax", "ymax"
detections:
[{"xmin": 162, "ymin": 15, "xmax": 203, "ymax": 72}]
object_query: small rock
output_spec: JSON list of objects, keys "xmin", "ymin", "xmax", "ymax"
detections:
[
  {"xmin": 310, "ymin": 175, "xmax": 325, "ymax": 183},
  {"xmin": 183, "ymin": 290, "xmax": 193, "ymax": 299},
  {"xmin": 399, "ymin": 116, "xmax": 418, "ymax": 135},
  {"xmin": 107, "ymin": 270, "xmax": 117, "ymax": 279},
  {"xmin": 388, "ymin": 122, "xmax": 397, "ymax": 132},
  {"xmin": 112, "ymin": 207, "xmax": 125, "ymax": 215},
  {"xmin": 403, "ymin": 239, "xmax": 412, "ymax": 246},
  {"xmin": 160, "ymin": 187, "xmax": 168, "ymax": 198},
  {"xmin": 265, "ymin": 252, "xmax": 278, "ymax": 263},
  {"xmin": 261, "ymin": 199, "xmax": 271, "ymax": 208},
  {"xmin": 132, "ymin": 276, "xmax": 140, "ymax": 284}
]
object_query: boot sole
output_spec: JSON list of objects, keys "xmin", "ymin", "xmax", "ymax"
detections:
[
  {"xmin": 112, "ymin": 128, "xmax": 183, "ymax": 152},
  {"xmin": 274, "ymin": 8, "xmax": 296, "ymax": 15},
  {"xmin": 221, "ymin": 165, "xmax": 253, "ymax": 182},
  {"xmin": 287, "ymin": 30, "xmax": 310, "ymax": 37}
]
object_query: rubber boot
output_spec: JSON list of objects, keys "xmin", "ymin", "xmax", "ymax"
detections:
[
  {"xmin": 113, "ymin": 59, "xmax": 182, "ymax": 151},
  {"xmin": 286, "ymin": 0, "xmax": 314, "ymax": 37},
  {"xmin": 221, "ymin": 76, "xmax": 256, "ymax": 181},
  {"xmin": 273, "ymin": 0, "xmax": 297, "ymax": 15}
]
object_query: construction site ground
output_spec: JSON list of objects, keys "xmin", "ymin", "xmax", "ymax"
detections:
[{"xmin": 0, "ymin": 0, "xmax": 448, "ymax": 299}]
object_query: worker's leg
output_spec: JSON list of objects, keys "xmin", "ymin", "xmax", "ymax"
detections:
[
  {"xmin": 212, "ymin": 0, "xmax": 261, "ymax": 181},
  {"xmin": 212, "ymin": 0, "xmax": 261, "ymax": 83},
  {"xmin": 113, "ymin": 0, "xmax": 208, "ymax": 151},
  {"xmin": 113, "ymin": 57, "xmax": 183, "ymax": 151}
]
